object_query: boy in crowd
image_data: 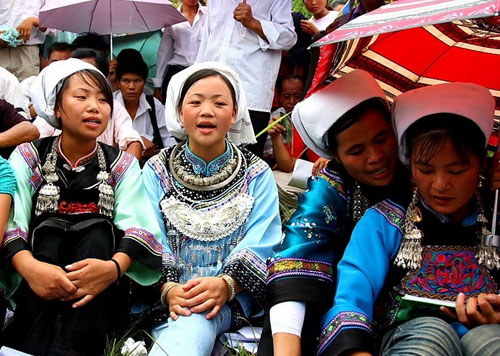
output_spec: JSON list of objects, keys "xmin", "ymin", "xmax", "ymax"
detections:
[{"xmin": 115, "ymin": 49, "xmax": 176, "ymax": 159}]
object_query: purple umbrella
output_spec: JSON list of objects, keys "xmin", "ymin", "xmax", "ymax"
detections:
[{"xmin": 39, "ymin": 0, "xmax": 186, "ymax": 53}]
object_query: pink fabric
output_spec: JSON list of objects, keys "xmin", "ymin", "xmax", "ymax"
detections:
[
  {"xmin": 314, "ymin": 0, "xmax": 500, "ymax": 46},
  {"xmin": 39, "ymin": 0, "xmax": 186, "ymax": 34}
]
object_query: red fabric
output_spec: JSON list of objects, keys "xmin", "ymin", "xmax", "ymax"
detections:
[
  {"xmin": 291, "ymin": 127, "xmax": 320, "ymax": 162},
  {"xmin": 310, "ymin": 17, "xmax": 500, "ymax": 119}
]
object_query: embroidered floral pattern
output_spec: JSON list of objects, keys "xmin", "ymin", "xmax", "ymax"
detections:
[
  {"xmin": 317, "ymin": 169, "xmax": 348, "ymax": 201},
  {"xmin": 3, "ymin": 227, "xmax": 28, "ymax": 248},
  {"xmin": 318, "ymin": 311, "xmax": 371, "ymax": 354},
  {"xmin": 108, "ymin": 151, "xmax": 134, "ymax": 187},
  {"xmin": 373, "ymin": 200, "xmax": 405, "ymax": 233},
  {"xmin": 401, "ymin": 246, "xmax": 498, "ymax": 300},
  {"xmin": 17, "ymin": 143, "xmax": 43, "ymax": 191},
  {"xmin": 267, "ymin": 258, "xmax": 334, "ymax": 283},
  {"xmin": 289, "ymin": 217, "xmax": 320, "ymax": 239},
  {"xmin": 58, "ymin": 201, "xmax": 99, "ymax": 214},
  {"xmin": 124, "ymin": 227, "xmax": 162, "ymax": 256}
]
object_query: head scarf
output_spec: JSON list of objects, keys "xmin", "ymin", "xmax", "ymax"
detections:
[
  {"xmin": 164, "ymin": 62, "xmax": 256, "ymax": 146},
  {"xmin": 31, "ymin": 58, "xmax": 107, "ymax": 129},
  {"xmin": 392, "ymin": 82, "xmax": 495, "ymax": 165},
  {"xmin": 292, "ymin": 69, "xmax": 388, "ymax": 159}
]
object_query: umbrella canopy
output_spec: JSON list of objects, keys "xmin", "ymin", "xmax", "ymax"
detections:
[
  {"xmin": 307, "ymin": 0, "xmax": 500, "ymax": 119},
  {"xmin": 315, "ymin": 0, "xmax": 500, "ymax": 46},
  {"xmin": 39, "ymin": 0, "xmax": 186, "ymax": 34}
]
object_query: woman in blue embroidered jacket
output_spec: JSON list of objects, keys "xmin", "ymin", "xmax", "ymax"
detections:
[
  {"xmin": 322, "ymin": 83, "xmax": 500, "ymax": 356},
  {"xmin": 260, "ymin": 70, "xmax": 410, "ymax": 356},
  {"xmin": 142, "ymin": 62, "xmax": 281, "ymax": 356},
  {"xmin": 1, "ymin": 59, "xmax": 163, "ymax": 356}
]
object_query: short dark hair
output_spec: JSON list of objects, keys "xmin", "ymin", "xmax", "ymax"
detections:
[
  {"xmin": 403, "ymin": 113, "xmax": 486, "ymax": 165},
  {"xmin": 178, "ymin": 69, "xmax": 237, "ymax": 109},
  {"xmin": 55, "ymin": 69, "xmax": 114, "ymax": 117},
  {"xmin": 327, "ymin": 97, "xmax": 390, "ymax": 154},
  {"xmin": 277, "ymin": 74, "xmax": 304, "ymax": 93},
  {"xmin": 71, "ymin": 48, "xmax": 109, "ymax": 77},
  {"xmin": 116, "ymin": 49, "xmax": 148, "ymax": 80},
  {"xmin": 72, "ymin": 32, "xmax": 109, "ymax": 55},
  {"xmin": 48, "ymin": 42, "xmax": 73, "ymax": 58}
]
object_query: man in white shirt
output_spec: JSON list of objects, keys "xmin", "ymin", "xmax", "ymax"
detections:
[
  {"xmin": 0, "ymin": 0, "xmax": 47, "ymax": 81},
  {"xmin": 196, "ymin": 0, "xmax": 297, "ymax": 157},
  {"xmin": 153, "ymin": 0, "xmax": 207, "ymax": 102},
  {"xmin": 0, "ymin": 66, "xmax": 30, "ymax": 119},
  {"xmin": 115, "ymin": 49, "xmax": 176, "ymax": 159}
]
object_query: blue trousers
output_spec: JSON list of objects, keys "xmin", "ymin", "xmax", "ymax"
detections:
[
  {"xmin": 149, "ymin": 304, "xmax": 232, "ymax": 356},
  {"xmin": 381, "ymin": 317, "xmax": 500, "ymax": 356}
]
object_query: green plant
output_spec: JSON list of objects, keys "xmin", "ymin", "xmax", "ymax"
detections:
[{"xmin": 293, "ymin": 0, "xmax": 313, "ymax": 18}]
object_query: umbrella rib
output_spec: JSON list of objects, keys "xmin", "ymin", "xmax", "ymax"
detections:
[
  {"xmin": 132, "ymin": 2, "xmax": 151, "ymax": 32},
  {"xmin": 89, "ymin": 0, "xmax": 99, "ymax": 33}
]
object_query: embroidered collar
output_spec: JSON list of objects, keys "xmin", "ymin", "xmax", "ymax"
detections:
[
  {"xmin": 57, "ymin": 137, "xmax": 98, "ymax": 170},
  {"xmin": 419, "ymin": 196, "xmax": 479, "ymax": 226},
  {"xmin": 185, "ymin": 141, "xmax": 231, "ymax": 177}
]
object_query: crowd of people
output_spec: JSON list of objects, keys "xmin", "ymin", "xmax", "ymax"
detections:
[{"xmin": 1, "ymin": 1, "xmax": 500, "ymax": 356}]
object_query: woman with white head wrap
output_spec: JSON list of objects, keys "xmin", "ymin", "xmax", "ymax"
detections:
[
  {"xmin": 2, "ymin": 58, "xmax": 163, "ymax": 355},
  {"xmin": 142, "ymin": 62, "xmax": 281, "ymax": 356},
  {"xmin": 319, "ymin": 83, "xmax": 500, "ymax": 356},
  {"xmin": 259, "ymin": 70, "xmax": 414, "ymax": 356}
]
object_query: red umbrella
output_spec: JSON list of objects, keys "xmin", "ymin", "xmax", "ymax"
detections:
[{"xmin": 307, "ymin": 0, "xmax": 500, "ymax": 119}]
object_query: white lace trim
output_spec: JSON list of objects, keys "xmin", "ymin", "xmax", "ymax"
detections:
[{"xmin": 160, "ymin": 194, "xmax": 255, "ymax": 241}]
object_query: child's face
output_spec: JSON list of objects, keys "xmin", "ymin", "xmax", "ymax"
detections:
[
  {"xmin": 411, "ymin": 138, "xmax": 480, "ymax": 222},
  {"xmin": 118, "ymin": 73, "xmax": 145, "ymax": 104},
  {"xmin": 180, "ymin": 75, "xmax": 236, "ymax": 157},
  {"xmin": 304, "ymin": 0, "xmax": 328, "ymax": 16},
  {"xmin": 56, "ymin": 74, "xmax": 111, "ymax": 142}
]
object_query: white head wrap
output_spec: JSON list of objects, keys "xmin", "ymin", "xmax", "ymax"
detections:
[
  {"xmin": 164, "ymin": 62, "xmax": 256, "ymax": 146},
  {"xmin": 30, "ymin": 58, "xmax": 108, "ymax": 129},
  {"xmin": 292, "ymin": 70, "xmax": 388, "ymax": 159},
  {"xmin": 392, "ymin": 82, "xmax": 495, "ymax": 165}
]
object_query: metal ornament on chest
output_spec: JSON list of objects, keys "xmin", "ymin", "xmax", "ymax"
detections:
[
  {"xmin": 35, "ymin": 137, "xmax": 114, "ymax": 218},
  {"xmin": 35, "ymin": 139, "xmax": 60, "ymax": 216},
  {"xmin": 394, "ymin": 188, "xmax": 500, "ymax": 270},
  {"xmin": 394, "ymin": 187, "xmax": 423, "ymax": 270},
  {"xmin": 352, "ymin": 182, "xmax": 371, "ymax": 223},
  {"xmin": 477, "ymin": 213, "xmax": 500, "ymax": 270}
]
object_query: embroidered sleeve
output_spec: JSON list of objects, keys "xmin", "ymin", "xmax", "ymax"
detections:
[
  {"xmin": 223, "ymin": 166, "xmax": 281, "ymax": 304},
  {"xmin": 113, "ymin": 158, "xmax": 162, "ymax": 286},
  {"xmin": 4, "ymin": 146, "xmax": 37, "ymax": 258},
  {"xmin": 143, "ymin": 155, "xmax": 179, "ymax": 287},
  {"xmin": 318, "ymin": 203, "xmax": 404, "ymax": 355},
  {"xmin": 267, "ymin": 171, "xmax": 349, "ymax": 306}
]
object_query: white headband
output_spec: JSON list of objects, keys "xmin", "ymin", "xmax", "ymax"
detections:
[
  {"xmin": 292, "ymin": 70, "xmax": 388, "ymax": 159},
  {"xmin": 393, "ymin": 82, "xmax": 495, "ymax": 165},
  {"xmin": 164, "ymin": 62, "xmax": 256, "ymax": 146},
  {"xmin": 31, "ymin": 58, "xmax": 108, "ymax": 129}
]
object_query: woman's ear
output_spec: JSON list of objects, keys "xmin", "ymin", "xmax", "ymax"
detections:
[
  {"xmin": 55, "ymin": 105, "xmax": 61, "ymax": 120},
  {"xmin": 231, "ymin": 107, "xmax": 236, "ymax": 126},
  {"xmin": 179, "ymin": 108, "xmax": 185, "ymax": 127}
]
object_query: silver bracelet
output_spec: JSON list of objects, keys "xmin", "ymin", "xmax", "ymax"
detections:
[
  {"xmin": 161, "ymin": 282, "xmax": 180, "ymax": 306},
  {"xmin": 219, "ymin": 273, "xmax": 236, "ymax": 301}
]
